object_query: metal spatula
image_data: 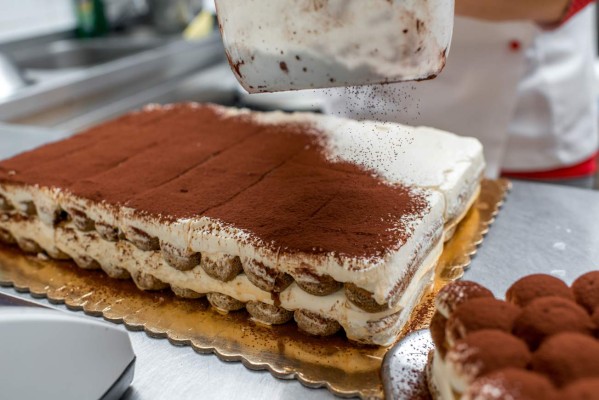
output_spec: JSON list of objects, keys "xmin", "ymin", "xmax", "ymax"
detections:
[{"xmin": 216, "ymin": 0, "xmax": 454, "ymax": 93}]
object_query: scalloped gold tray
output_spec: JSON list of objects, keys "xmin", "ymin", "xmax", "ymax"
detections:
[{"xmin": 0, "ymin": 179, "xmax": 509, "ymax": 399}]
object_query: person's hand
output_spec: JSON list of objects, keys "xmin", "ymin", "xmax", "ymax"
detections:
[{"xmin": 456, "ymin": 0, "xmax": 571, "ymax": 24}]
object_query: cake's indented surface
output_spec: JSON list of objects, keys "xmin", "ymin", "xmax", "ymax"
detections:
[
  {"xmin": 0, "ymin": 103, "xmax": 484, "ymax": 345},
  {"xmin": 428, "ymin": 272, "xmax": 599, "ymax": 399}
]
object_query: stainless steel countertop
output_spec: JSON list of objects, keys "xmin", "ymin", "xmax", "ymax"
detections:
[
  {"xmin": 2, "ymin": 181, "xmax": 598, "ymax": 399},
  {"xmin": 463, "ymin": 181, "xmax": 599, "ymax": 292}
]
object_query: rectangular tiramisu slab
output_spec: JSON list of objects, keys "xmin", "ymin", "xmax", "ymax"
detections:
[{"xmin": 0, "ymin": 104, "xmax": 484, "ymax": 345}]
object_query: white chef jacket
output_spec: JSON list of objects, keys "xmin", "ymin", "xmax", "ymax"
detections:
[{"xmin": 325, "ymin": 5, "xmax": 598, "ymax": 178}]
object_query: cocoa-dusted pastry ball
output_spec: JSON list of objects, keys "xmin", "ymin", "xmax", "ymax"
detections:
[
  {"xmin": 512, "ymin": 296, "xmax": 593, "ymax": 350},
  {"xmin": 560, "ymin": 378, "xmax": 599, "ymax": 400},
  {"xmin": 463, "ymin": 368, "xmax": 557, "ymax": 400},
  {"xmin": 429, "ymin": 311, "xmax": 448, "ymax": 356},
  {"xmin": 506, "ymin": 274, "xmax": 574, "ymax": 307},
  {"xmin": 532, "ymin": 332, "xmax": 599, "ymax": 387},
  {"xmin": 446, "ymin": 330, "xmax": 531, "ymax": 388},
  {"xmin": 592, "ymin": 308, "xmax": 599, "ymax": 335},
  {"xmin": 435, "ymin": 281, "xmax": 494, "ymax": 318},
  {"xmin": 572, "ymin": 271, "xmax": 599, "ymax": 313},
  {"xmin": 445, "ymin": 298, "xmax": 520, "ymax": 345}
]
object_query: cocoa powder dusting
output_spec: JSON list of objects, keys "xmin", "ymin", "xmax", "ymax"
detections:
[
  {"xmin": 506, "ymin": 273, "xmax": 574, "ymax": 307},
  {"xmin": 279, "ymin": 61, "xmax": 289, "ymax": 73},
  {"xmin": 0, "ymin": 104, "xmax": 429, "ymax": 260}
]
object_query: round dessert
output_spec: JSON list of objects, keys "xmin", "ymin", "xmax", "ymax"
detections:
[
  {"xmin": 435, "ymin": 281, "xmax": 494, "ymax": 318},
  {"xmin": 506, "ymin": 274, "xmax": 574, "ymax": 307},
  {"xmin": 592, "ymin": 308, "xmax": 599, "ymax": 335},
  {"xmin": 532, "ymin": 332, "xmax": 599, "ymax": 387},
  {"xmin": 430, "ymin": 312, "xmax": 448, "ymax": 357},
  {"xmin": 512, "ymin": 296, "xmax": 593, "ymax": 349},
  {"xmin": 463, "ymin": 368, "xmax": 556, "ymax": 400},
  {"xmin": 445, "ymin": 298, "xmax": 520, "ymax": 345},
  {"xmin": 560, "ymin": 378, "xmax": 599, "ymax": 400},
  {"xmin": 445, "ymin": 330, "xmax": 531, "ymax": 392},
  {"xmin": 572, "ymin": 271, "xmax": 599, "ymax": 313},
  {"xmin": 430, "ymin": 273, "xmax": 599, "ymax": 399}
]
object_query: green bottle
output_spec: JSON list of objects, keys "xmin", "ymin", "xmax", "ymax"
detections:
[{"xmin": 74, "ymin": 0, "xmax": 108, "ymax": 38}]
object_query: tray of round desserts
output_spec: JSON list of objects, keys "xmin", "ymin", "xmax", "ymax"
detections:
[
  {"xmin": 0, "ymin": 103, "xmax": 510, "ymax": 399},
  {"xmin": 385, "ymin": 272, "xmax": 599, "ymax": 400}
]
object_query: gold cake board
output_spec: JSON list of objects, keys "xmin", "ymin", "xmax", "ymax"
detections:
[{"xmin": 0, "ymin": 179, "xmax": 510, "ymax": 399}]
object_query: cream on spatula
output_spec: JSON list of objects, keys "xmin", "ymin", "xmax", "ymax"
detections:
[{"xmin": 216, "ymin": 0, "xmax": 454, "ymax": 93}]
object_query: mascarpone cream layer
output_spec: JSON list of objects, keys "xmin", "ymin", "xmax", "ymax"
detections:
[
  {"xmin": 0, "ymin": 185, "xmax": 444, "ymax": 306},
  {"xmin": 0, "ymin": 216, "xmax": 441, "ymax": 345}
]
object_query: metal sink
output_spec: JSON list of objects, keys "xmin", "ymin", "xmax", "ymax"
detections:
[{"xmin": 11, "ymin": 38, "xmax": 166, "ymax": 70}]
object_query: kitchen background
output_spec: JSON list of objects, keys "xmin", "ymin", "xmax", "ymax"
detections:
[
  {"xmin": 0, "ymin": 0, "xmax": 598, "ymax": 187},
  {"xmin": 0, "ymin": 1, "xmax": 76, "ymax": 43}
]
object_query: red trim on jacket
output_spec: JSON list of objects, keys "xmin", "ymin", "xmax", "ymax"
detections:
[
  {"xmin": 562, "ymin": 0, "xmax": 595, "ymax": 23},
  {"xmin": 502, "ymin": 154, "xmax": 597, "ymax": 180}
]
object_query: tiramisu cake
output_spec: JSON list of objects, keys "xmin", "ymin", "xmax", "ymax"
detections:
[
  {"xmin": 0, "ymin": 103, "xmax": 483, "ymax": 345},
  {"xmin": 428, "ymin": 272, "xmax": 599, "ymax": 399}
]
